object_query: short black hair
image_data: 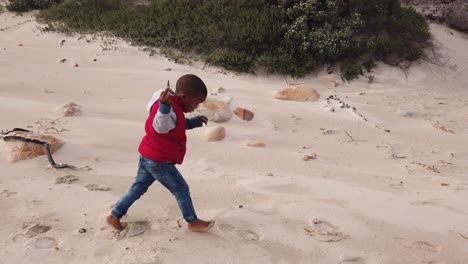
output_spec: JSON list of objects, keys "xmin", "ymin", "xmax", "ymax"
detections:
[{"xmin": 175, "ymin": 74, "xmax": 207, "ymax": 99}]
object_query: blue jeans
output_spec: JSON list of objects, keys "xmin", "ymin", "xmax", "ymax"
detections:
[{"xmin": 111, "ymin": 155, "xmax": 197, "ymax": 223}]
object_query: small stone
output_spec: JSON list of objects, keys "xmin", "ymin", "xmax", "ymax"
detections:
[
  {"xmin": 204, "ymin": 126, "xmax": 226, "ymax": 142},
  {"xmin": 402, "ymin": 111, "xmax": 415, "ymax": 118},
  {"xmin": 303, "ymin": 153, "xmax": 317, "ymax": 161},
  {"xmin": 233, "ymin": 107, "xmax": 254, "ymax": 121},
  {"xmin": 59, "ymin": 40, "xmax": 65, "ymax": 46},
  {"xmin": 273, "ymin": 86, "xmax": 320, "ymax": 102},
  {"xmin": 238, "ymin": 205, "xmax": 243, "ymax": 208},
  {"xmin": 326, "ymin": 66, "xmax": 333, "ymax": 74},
  {"xmin": 74, "ymin": 63, "xmax": 79, "ymax": 67},
  {"xmin": 92, "ymin": 58, "xmax": 97, "ymax": 62},
  {"xmin": 164, "ymin": 68, "xmax": 172, "ymax": 71},
  {"xmin": 384, "ymin": 129, "xmax": 391, "ymax": 133},
  {"xmin": 246, "ymin": 142, "xmax": 266, "ymax": 147},
  {"xmin": 216, "ymin": 87, "xmax": 226, "ymax": 93},
  {"xmin": 59, "ymin": 59, "xmax": 67, "ymax": 63},
  {"xmin": 78, "ymin": 228, "xmax": 87, "ymax": 233},
  {"xmin": 330, "ymin": 80, "xmax": 339, "ymax": 87},
  {"xmin": 441, "ymin": 183, "xmax": 450, "ymax": 186},
  {"xmin": 321, "ymin": 128, "xmax": 336, "ymax": 135}
]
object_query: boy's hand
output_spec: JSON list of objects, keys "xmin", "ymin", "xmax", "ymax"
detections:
[
  {"xmin": 200, "ymin": 115, "xmax": 208, "ymax": 126},
  {"xmin": 159, "ymin": 87, "xmax": 171, "ymax": 105}
]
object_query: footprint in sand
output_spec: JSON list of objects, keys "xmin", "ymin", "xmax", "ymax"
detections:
[
  {"xmin": 397, "ymin": 238, "xmax": 442, "ymax": 253},
  {"xmin": 117, "ymin": 221, "xmax": 150, "ymax": 240},
  {"xmin": 25, "ymin": 224, "xmax": 52, "ymax": 238},
  {"xmin": 304, "ymin": 218, "xmax": 346, "ymax": 242},
  {"xmin": 410, "ymin": 200, "xmax": 463, "ymax": 214},
  {"xmin": 85, "ymin": 184, "xmax": 110, "ymax": 191},
  {"xmin": 407, "ymin": 241, "xmax": 442, "ymax": 252},
  {"xmin": 0, "ymin": 190, "xmax": 18, "ymax": 198},
  {"xmin": 13, "ymin": 224, "xmax": 52, "ymax": 242},
  {"xmin": 55, "ymin": 175, "xmax": 79, "ymax": 184},
  {"xmin": 97, "ymin": 221, "xmax": 150, "ymax": 240},
  {"xmin": 389, "ymin": 182, "xmax": 405, "ymax": 189},
  {"xmin": 339, "ymin": 255, "xmax": 366, "ymax": 264},
  {"xmin": 217, "ymin": 223, "xmax": 260, "ymax": 242},
  {"xmin": 459, "ymin": 231, "xmax": 468, "ymax": 240},
  {"xmin": 29, "ymin": 237, "xmax": 58, "ymax": 249}
]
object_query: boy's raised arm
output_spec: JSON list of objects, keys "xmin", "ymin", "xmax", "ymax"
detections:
[{"xmin": 152, "ymin": 88, "xmax": 177, "ymax": 133}]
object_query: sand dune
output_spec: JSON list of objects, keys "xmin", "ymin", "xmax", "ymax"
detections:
[{"xmin": 1, "ymin": 10, "xmax": 468, "ymax": 264}]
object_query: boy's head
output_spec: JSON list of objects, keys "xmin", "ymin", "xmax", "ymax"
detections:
[{"xmin": 175, "ymin": 74, "xmax": 207, "ymax": 113}]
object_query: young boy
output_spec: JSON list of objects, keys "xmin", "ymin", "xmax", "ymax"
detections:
[{"xmin": 107, "ymin": 74, "xmax": 214, "ymax": 232}]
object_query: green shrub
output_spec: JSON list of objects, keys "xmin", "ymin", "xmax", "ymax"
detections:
[
  {"xmin": 362, "ymin": 60, "xmax": 376, "ymax": 73},
  {"xmin": 38, "ymin": 0, "xmax": 431, "ymax": 80},
  {"xmin": 341, "ymin": 62, "xmax": 363, "ymax": 81},
  {"xmin": 6, "ymin": 0, "xmax": 62, "ymax": 12},
  {"xmin": 446, "ymin": 0, "xmax": 468, "ymax": 32},
  {"xmin": 6, "ymin": 0, "xmax": 30, "ymax": 12}
]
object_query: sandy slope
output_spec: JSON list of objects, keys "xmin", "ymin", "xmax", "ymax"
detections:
[{"xmin": 1, "ymin": 9, "xmax": 467, "ymax": 264}]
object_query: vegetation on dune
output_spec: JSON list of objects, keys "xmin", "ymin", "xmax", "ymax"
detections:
[
  {"xmin": 6, "ymin": 0, "xmax": 63, "ymax": 12},
  {"xmin": 6, "ymin": 0, "xmax": 430, "ymax": 80}
]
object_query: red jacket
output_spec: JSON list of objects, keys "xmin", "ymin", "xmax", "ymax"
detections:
[{"xmin": 138, "ymin": 95, "xmax": 187, "ymax": 164}]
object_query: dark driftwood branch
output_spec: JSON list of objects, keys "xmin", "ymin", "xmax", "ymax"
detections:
[
  {"xmin": 2, "ymin": 130, "xmax": 77, "ymax": 170},
  {"xmin": 1, "ymin": 128, "xmax": 31, "ymax": 135}
]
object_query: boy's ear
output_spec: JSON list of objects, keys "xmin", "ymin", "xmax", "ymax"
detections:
[{"xmin": 176, "ymin": 91, "xmax": 186, "ymax": 99}]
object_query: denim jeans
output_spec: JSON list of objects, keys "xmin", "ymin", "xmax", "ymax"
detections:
[{"xmin": 111, "ymin": 155, "xmax": 197, "ymax": 223}]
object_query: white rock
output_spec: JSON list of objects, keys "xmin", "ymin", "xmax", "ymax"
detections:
[{"xmin": 204, "ymin": 126, "xmax": 226, "ymax": 142}]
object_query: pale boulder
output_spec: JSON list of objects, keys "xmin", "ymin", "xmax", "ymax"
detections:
[
  {"xmin": 205, "ymin": 126, "xmax": 226, "ymax": 142},
  {"xmin": 246, "ymin": 141, "xmax": 266, "ymax": 147},
  {"xmin": 3, "ymin": 131, "xmax": 63, "ymax": 163},
  {"xmin": 274, "ymin": 86, "xmax": 320, "ymax": 102},
  {"xmin": 196, "ymin": 98, "xmax": 232, "ymax": 122}
]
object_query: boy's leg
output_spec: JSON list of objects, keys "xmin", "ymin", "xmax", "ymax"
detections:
[
  {"xmin": 152, "ymin": 163, "xmax": 197, "ymax": 222},
  {"xmin": 108, "ymin": 156, "xmax": 155, "ymax": 229},
  {"xmin": 153, "ymin": 163, "xmax": 214, "ymax": 231}
]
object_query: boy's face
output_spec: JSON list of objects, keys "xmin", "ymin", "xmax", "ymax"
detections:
[{"xmin": 183, "ymin": 95, "xmax": 206, "ymax": 113}]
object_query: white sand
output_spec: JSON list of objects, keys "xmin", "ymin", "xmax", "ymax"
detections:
[{"xmin": 1, "ymin": 9, "xmax": 468, "ymax": 264}]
